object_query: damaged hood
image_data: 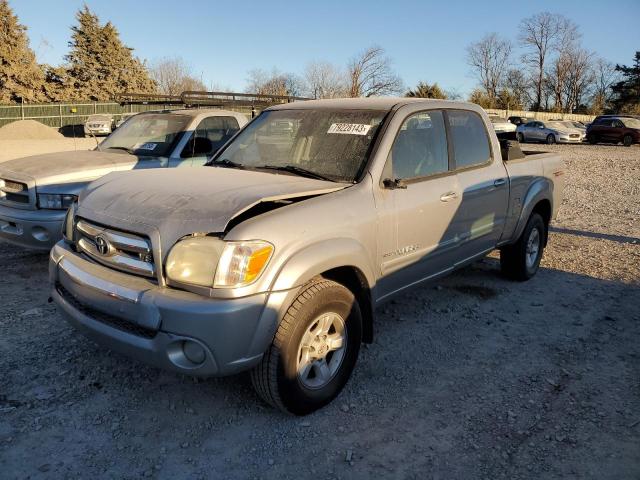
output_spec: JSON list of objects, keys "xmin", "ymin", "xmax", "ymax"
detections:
[
  {"xmin": 0, "ymin": 150, "xmax": 157, "ymax": 189},
  {"xmin": 78, "ymin": 167, "xmax": 346, "ymax": 251}
]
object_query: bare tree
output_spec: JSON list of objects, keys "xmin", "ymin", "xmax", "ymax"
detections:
[
  {"xmin": 504, "ymin": 68, "xmax": 532, "ymax": 109},
  {"xmin": 246, "ymin": 68, "xmax": 305, "ymax": 97},
  {"xmin": 150, "ymin": 56, "xmax": 206, "ymax": 95},
  {"xmin": 346, "ymin": 46, "xmax": 403, "ymax": 97},
  {"xmin": 563, "ymin": 48, "xmax": 594, "ymax": 112},
  {"xmin": 304, "ymin": 61, "xmax": 345, "ymax": 99},
  {"xmin": 519, "ymin": 12, "xmax": 579, "ymax": 110},
  {"xmin": 590, "ymin": 58, "xmax": 620, "ymax": 113},
  {"xmin": 466, "ymin": 33, "xmax": 512, "ymax": 107}
]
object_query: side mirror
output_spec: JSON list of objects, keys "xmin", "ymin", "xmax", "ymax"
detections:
[
  {"xmin": 183, "ymin": 137, "xmax": 214, "ymax": 157},
  {"xmin": 539, "ymin": 125, "xmax": 545, "ymax": 129},
  {"xmin": 383, "ymin": 178, "xmax": 408, "ymax": 190}
]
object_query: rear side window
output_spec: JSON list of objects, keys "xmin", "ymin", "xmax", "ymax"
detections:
[
  {"xmin": 183, "ymin": 116, "xmax": 240, "ymax": 157},
  {"xmin": 389, "ymin": 110, "xmax": 449, "ymax": 180},
  {"xmin": 447, "ymin": 110, "xmax": 491, "ymax": 169}
]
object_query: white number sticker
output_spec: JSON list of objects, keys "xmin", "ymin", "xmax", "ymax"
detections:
[{"xmin": 327, "ymin": 123, "xmax": 372, "ymax": 135}]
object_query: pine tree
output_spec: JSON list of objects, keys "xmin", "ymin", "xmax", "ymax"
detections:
[
  {"xmin": 611, "ymin": 52, "xmax": 640, "ymax": 114},
  {"xmin": 0, "ymin": 0, "xmax": 47, "ymax": 103},
  {"xmin": 406, "ymin": 82, "xmax": 448, "ymax": 99},
  {"xmin": 65, "ymin": 6, "xmax": 155, "ymax": 100}
]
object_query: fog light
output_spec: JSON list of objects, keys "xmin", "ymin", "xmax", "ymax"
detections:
[{"xmin": 182, "ymin": 341, "xmax": 206, "ymax": 365}]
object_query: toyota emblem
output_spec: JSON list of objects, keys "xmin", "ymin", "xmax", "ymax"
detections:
[{"xmin": 95, "ymin": 235, "xmax": 110, "ymax": 256}]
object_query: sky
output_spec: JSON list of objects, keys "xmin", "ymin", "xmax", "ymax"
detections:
[{"xmin": 10, "ymin": 0, "xmax": 640, "ymax": 97}]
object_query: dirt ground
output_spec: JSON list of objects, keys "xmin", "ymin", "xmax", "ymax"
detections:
[
  {"xmin": 0, "ymin": 143, "xmax": 639, "ymax": 479},
  {"xmin": 0, "ymin": 138, "xmax": 100, "ymax": 163}
]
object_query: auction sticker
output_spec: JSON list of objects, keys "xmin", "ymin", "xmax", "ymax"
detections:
[
  {"xmin": 133, "ymin": 142, "xmax": 158, "ymax": 151},
  {"xmin": 327, "ymin": 123, "xmax": 372, "ymax": 135}
]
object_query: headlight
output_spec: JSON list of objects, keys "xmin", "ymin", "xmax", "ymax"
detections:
[
  {"xmin": 37, "ymin": 193, "xmax": 77, "ymax": 210},
  {"xmin": 165, "ymin": 237, "xmax": 274, "ymax": 289},
  {"xmin": 214, "ymin": 241, "xmax": 274, "ymax": 288}
]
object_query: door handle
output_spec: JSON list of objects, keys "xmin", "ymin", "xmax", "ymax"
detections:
[
  {"xmin": 494, "ymin": 178, "xmax": 506, "ymax": 187},
  {"xmin": 440, "ymin": 191, "xmax": 458, "ymax": 202}
]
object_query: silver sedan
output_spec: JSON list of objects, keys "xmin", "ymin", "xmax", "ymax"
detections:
[{"xmin": 516, "ymin": 120, "xmax": 586, "ymax": 144}]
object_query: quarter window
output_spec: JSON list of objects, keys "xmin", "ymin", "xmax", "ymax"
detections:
[
  {"xmin": 389, "ymin": 110, "xmax": 449, "ymax": 180},
  {"xmin": 447, "ymin": 110, "xmax": 492, "ymax": 169}
]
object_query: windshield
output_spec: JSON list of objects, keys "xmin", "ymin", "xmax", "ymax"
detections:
[
  {"xmin": 100, "ymin": 113, "xmax": 191, "ymax": 157},
  {"xmin": 211, "ymin": 109, "xmax": 387, "ymax": 182},
  {"xmin": 562, "ymin": 121, "xmax": 578, "ymax": 129},
  {"xmin": 87, "ymin": 114, "xmax": 111, "ymax": 122},
  {"xmin": 546, "ymin": 121, "xmax": 568, "ymax": 130},
  {"xmin": 489, "ymin": 116, "xmax": 507, "ymax": 123},
  {"xmin": 622, "ymin": 118, "xmax": 640, "ymax": 128}
]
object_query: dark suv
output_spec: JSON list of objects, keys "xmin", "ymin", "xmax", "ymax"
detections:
[{"xmin": 586, "ymin": 115, "xmax": 640, "ymax": 146}]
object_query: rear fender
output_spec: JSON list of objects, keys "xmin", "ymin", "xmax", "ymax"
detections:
[{"xmin": 509, "ymin": 178, "xmax": 552, "ymax": 244}]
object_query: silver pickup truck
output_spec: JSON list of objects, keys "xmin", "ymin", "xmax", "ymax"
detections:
[
  {"xmin": 49, "ymin": 98, "xmax": 565, "ymax": 415},
  {"xmin": 0, "ymin": 109, "xmax": 247, "ymax": 249}
]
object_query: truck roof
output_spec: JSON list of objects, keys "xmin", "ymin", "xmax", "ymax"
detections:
[{"xmin": 267, "ymin": 97, "xmax": 477, "ymax": 112}]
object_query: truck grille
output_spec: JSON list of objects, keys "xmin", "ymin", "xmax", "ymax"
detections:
[
  {"xmin": 56, "ymin": 283, "xmax": 156, "ymax": 339},
  {"xmin": 75, "ymin": 218, "xmax": 156, "ymax": 278},
  {"xmin": 0, "ymin": 178, "xmax": 30, "ymax": 205}
]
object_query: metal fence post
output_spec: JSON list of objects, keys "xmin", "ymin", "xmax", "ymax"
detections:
[
  {"xmin": 59, "ymin": 104, "xmax": 63, "ymax": 128},
  {"xmin": 94, "ymin": 102, "xmax": 97, "ymax": 114},
  {"xmin": 20, "ymin": 98, "xmax": 24, "ymax": 119}
]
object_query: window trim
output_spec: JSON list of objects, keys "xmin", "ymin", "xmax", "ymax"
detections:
[
  {"xmin": 444, "ymin": 108, "xmax": 494, "ymax": 173},
  {"xmin": 380, "ymin": 108, "xmax": 454, "ymax": 186}
]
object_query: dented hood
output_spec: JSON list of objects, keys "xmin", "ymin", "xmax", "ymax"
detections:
[{"xmin": 78, "ymin": 167, "xmax": 345, "ymax": 252}]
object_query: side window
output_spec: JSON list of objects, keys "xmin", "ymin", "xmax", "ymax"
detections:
[
  {"xmin": 447, "ymin": 110, "xmax": 491, "ymax": 169},
  {"xmin": 389, "ymin": 110, "xmax": 449, "ymax": 180},
  {"xmin": 182, "ymin": 116, "xmax": 240, "ymax": 157}
]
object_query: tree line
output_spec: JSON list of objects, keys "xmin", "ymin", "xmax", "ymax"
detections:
[{"xmin": 0, "ymin": 0, "xmax": 637, "ymax": 114}]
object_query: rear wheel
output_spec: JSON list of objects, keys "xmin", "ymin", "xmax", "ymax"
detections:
[
  {"xmin": 500, "ymin": 213, "xmax": 546, "ymax": 281},
  {"xmin": 251, "ymin": 279, "xmax": 362, "ymax": 415},
  {"xmin": 517, "ymin": 132, "xmax": 525, "ymax": 143},
  {"xmin": 546, "ymin": 134, "xmax": 556, "ymax": 145},
  {"xmin": 623, "ymin": 134, "xmax": 633, "ymax": 147},
  {"xmin": 588, "ymin": 134, "xmax": 598, "ymax": 145}
]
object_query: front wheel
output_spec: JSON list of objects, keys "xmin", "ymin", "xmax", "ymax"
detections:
[
  {"xmin": 546, "ymin": 134, "xmax": 556, "ymax": 145},
  {"xmin": 251, "ymin": 279, "xmax": 362, "ymax": 415},
  {"xmin": 500, "ymin": 213, "xmax": 546, "ymax": 281},
  {"xmin": 588, "ymin": 134, "xmax": 598, "ymax": 145},
  {"xmin": 517, "ymin": 132, "xmax": 525, "ymax": 143},
  {"xmin": 623, "ymin": 134, "xmax": 633, "ymax": 147}
]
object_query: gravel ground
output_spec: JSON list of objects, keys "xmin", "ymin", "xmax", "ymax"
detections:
[
  {"xmin": 0, "ymin": 138, "xmax": 100, "ymax": 163},
  {"xmin": 1, "ymin": 143, "xmax": 639, "ymax": 479}
]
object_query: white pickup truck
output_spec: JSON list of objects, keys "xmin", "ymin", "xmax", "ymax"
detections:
[
  {"xmin": 50, "ymin": 98, "xmax": 565, "ymax": 414},
  {"xmin": 0, "ymin": 109, "xmax": 247, "ymax": 249}
]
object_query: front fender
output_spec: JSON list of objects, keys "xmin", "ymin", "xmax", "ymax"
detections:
[
  {"xmin": 270, "ymin": 238, "xmax": 376, "ymax": 292},
  {"xmin": 509, "ymin": 178, "xmax": 552, "ymax": 243}
]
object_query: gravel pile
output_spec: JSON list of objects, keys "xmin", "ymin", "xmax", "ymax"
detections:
[
  {"xmin": 0, "ymin": 120, "xmax": 64, "ymax": 140},
  {"xmin": 0, "ymin": 144, "xmax": 638, "ymax": 479}
]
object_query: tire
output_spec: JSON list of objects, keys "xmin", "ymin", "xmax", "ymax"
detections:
[
  {"xmin": 623, "ymin": 134, "xmax": 633, "ymax": 147},
  {"xmin": 587, "ymin": 134, "xmax": 598, "ymax": 145},
  {"xmin": 500, "ymin": 213, "xmax": 546, "ymax": 281},
  {"xmin": 517, "ymin": 132, "xmax": 525, "ymax": 143},
  {"xmin": 251, "ymin": 278, "xmax": 362, "ymax": 415},
  {"xmin": 546, "ymin": 134, "xmax": 556, "ymax": 145}
]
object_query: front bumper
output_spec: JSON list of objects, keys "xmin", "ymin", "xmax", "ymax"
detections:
[
  {"xmin": 84, "ymin": 126, "xmax": 111, "ymax": 135},
  {"xmin": 557, "ymin": 135, "xmax": 585, "ymax": 143},
  {"xmin": 49, "ymin": 242, "xmax": 290, "ymax": 377},
  {"xmin": 0, "ymin": 203, "xmax": 65, "ymax": 249}
]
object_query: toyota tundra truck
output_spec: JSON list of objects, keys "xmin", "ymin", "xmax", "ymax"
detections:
[
  {"xmin": 49, "ymin": 98, "xmax": 565, "ymax": 415},
  {"xmin": 0, "ymin": 109, "xmax": 247, "ymax": 250}
]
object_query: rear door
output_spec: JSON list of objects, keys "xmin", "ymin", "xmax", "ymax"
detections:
[
  {"xmin": 376, "ymin": 110, "xmax": 462, "ymax": 297},
  {"xmin": 446, "ymin": 110, "xmax": 510, "ymax": 259}
]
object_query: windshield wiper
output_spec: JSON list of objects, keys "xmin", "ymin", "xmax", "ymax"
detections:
[
  {"xmin": 255, "ymin": 165, "xmax": 334, "ymax": 182},
  {"xmin": 206, "ymin": 158, "xmax": 245, "ymax": 169},
  {"xmin": 105, "ymin": 146, "xmax": 135, "ymax": 155}
]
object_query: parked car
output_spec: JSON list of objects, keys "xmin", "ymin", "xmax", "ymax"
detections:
[
  {"xmin": 0, "ymin": 109, "xmax": 248, "ymax": 250},
  {"xmin": 507, "ymin": 115, "xmax": 529, "ymax": 126},
  {"xmin": 516, "ymin": 120, "xmax": 585, "ymax": 144},
  {"xmin": 114, "ymin": 113, "xmax": 137, "ymax": 129},
  {"xmin": 586, "ymin": 116, "xmax": 640, "ymax": 146},
  {"xmin": 488, "ymin": 115, "xmax": 517, "ymax": 133},
  {"xmin": 84, "ymin": 114, "xmax": 114, "ymax": 137},
  {"xmin": 49, "ymin": 98, "xmax": 565, "ymax": 414}
]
